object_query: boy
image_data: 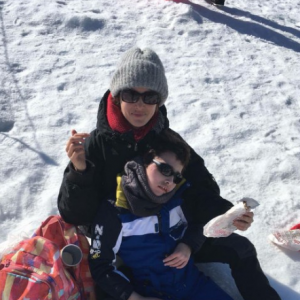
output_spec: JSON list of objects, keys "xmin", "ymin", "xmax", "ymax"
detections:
[{"xmin": 89, "ymin": 129, "xmax": 233, "ymax": 300}]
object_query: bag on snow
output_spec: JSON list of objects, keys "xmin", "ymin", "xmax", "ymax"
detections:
[
  {"xmin": 269, "ymin": 222, "xmax": 300, "ymax": 252},
  {"xmin": 0, "ymin": 215, "xmax": 96, "ymax": 300}
]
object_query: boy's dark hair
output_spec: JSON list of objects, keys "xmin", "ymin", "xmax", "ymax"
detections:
[{"xmin": 143, "ymin": 129, "xmax": 190, "ymax": 168}]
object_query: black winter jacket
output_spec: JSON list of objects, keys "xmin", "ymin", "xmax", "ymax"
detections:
[{"xmin": 57, "ymin": 90, "xmax": 233, "ymax": 228}]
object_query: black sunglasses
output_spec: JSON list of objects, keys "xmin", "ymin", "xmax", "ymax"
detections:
[
  {"xmin": 152, "ymin": 159, "xmax": 183, "ymax": 184},
  {"xmin": 120, "ymin": 89, "xmax": 161, "ymax": 105}
]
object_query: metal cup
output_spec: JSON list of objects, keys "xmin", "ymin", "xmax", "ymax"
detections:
[{"xmin": 61, "ymin": 244, "xmax": 83, "ymax": 267}]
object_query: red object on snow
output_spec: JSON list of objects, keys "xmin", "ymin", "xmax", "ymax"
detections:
[{"xmin": 290, "ymin": 223, "xmax": 300, "ymax": 230}]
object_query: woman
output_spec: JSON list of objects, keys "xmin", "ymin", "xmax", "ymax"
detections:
[
  {"xmin": 58, "ymin": 47, "xmax": 280, "ymax": 300},
  {"xmin": 88, "ymin": 129, "xmax": 233, "ymax": 300}
]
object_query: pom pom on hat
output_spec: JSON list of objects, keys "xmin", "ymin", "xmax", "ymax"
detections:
[{"xmin": 110, "ymin": 47, "xmax": 168, "ymax": 106}]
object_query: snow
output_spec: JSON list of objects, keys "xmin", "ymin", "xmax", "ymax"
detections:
[{"xmin": 0, "ymin": 0, "xmax": 300, "ymax": 299}]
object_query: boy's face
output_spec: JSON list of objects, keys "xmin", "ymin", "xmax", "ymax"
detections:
[{"xmin": 146, "ymin": 151, "xmax": 183, "ymax": 196}]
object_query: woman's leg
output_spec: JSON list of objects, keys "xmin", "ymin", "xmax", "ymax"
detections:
[{"xmin": 194, "ymin": 234, "xmax": 281, "ymax": 300}]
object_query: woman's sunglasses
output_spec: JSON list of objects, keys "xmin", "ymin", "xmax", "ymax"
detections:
[
  {"xmin": 120, "ymin": 89, "xmax": 161, "ymax": 105},
  {"xmin": 152, "ymin": 159, "xmax": 183, "ymax": 184}
]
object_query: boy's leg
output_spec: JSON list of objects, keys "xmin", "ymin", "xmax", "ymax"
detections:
[
  {"xmin": 190, "ymin": 275, "xmax": 233, "ymax": 300},
  {"xmin": 194, "ymin": 234, "xmax": 281, "ymax": 300}
]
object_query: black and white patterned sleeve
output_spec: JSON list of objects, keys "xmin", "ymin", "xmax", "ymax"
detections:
[{"xmin": 88, "ymin": 200, "xmax": 134, "ymax": 300}]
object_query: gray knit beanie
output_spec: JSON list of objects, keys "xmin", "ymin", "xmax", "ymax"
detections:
[{"xmin": 110, "ymin": 47, "xmax": 168, "ymax": 106}]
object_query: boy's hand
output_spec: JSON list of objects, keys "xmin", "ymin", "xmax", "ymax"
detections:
[
  {"xmin": 163, "ymin": 243, "xmax": 191, "ymax": 269},
  {"xmin": 65, "ymin": 129, "xmax": 90, "ymax": 171}
]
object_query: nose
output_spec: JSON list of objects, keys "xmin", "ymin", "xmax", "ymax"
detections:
[
  {"xmin": 135, "ymin": 97, "xmax": 144, "ymax": 107},
  {"xmin": 164, "ymin": 179, "xmax": 171, "ymax": 185}
]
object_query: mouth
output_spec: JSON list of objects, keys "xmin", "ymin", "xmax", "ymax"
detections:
[
  {"xmin": 158, "ymin": 185, "xmax": 168, "ymax": 193},
  {"xmin": 132, "ymin": 112, "xmax": 145, "ymax": 117}
]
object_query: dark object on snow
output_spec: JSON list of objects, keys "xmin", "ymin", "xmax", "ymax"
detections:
[{"xmin": 213, "ymin": 0, "xmax": 225, "ymax": 5}]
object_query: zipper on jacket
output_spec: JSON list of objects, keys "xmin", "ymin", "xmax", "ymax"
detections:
[
  {"xmin": 127, "ymin": 143, "xmax": 138, "ymax": 151},
  {"xmin": 156, "ymin": 212, "xmax": 162, "ymax": 234}
]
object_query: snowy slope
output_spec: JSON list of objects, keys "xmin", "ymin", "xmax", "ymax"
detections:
[{"xmin": 1, "ymin": 0, "xmax": 300, "ymax": 299}]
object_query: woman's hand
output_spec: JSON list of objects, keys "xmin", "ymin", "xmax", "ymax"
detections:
[
  {"xmin": 163, "ymin": 243, "xmax": 191, "ymax": 269},
  {"xmin": 65, "ymin": 129, "xmax": 90, "ymax": 171},
  {"xmin": 233, "ymin": 211, "xmax": 254, "ymax": 231}
]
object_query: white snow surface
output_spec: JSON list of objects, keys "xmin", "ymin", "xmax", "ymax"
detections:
[{"xmin": 1, "ymin": 0, "xmax": 300, "ymax": 299}]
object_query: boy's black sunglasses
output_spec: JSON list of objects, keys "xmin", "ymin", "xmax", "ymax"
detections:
[
  {"xmin": 152, "ymin": 159, "xmax": 183, "ymax": 184},
  {"xmin": 120, "ymin": 89, "xmax": 161, "ymax": 105}
]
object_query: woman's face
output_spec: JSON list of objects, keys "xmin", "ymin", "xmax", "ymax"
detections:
[
  {"xmin": 120, "ymin": 87, "xmax": 158, "ymax": 128},
  {"xmin": 146, "ymin": 151, "xmax": 183, "ymax": 196}
]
